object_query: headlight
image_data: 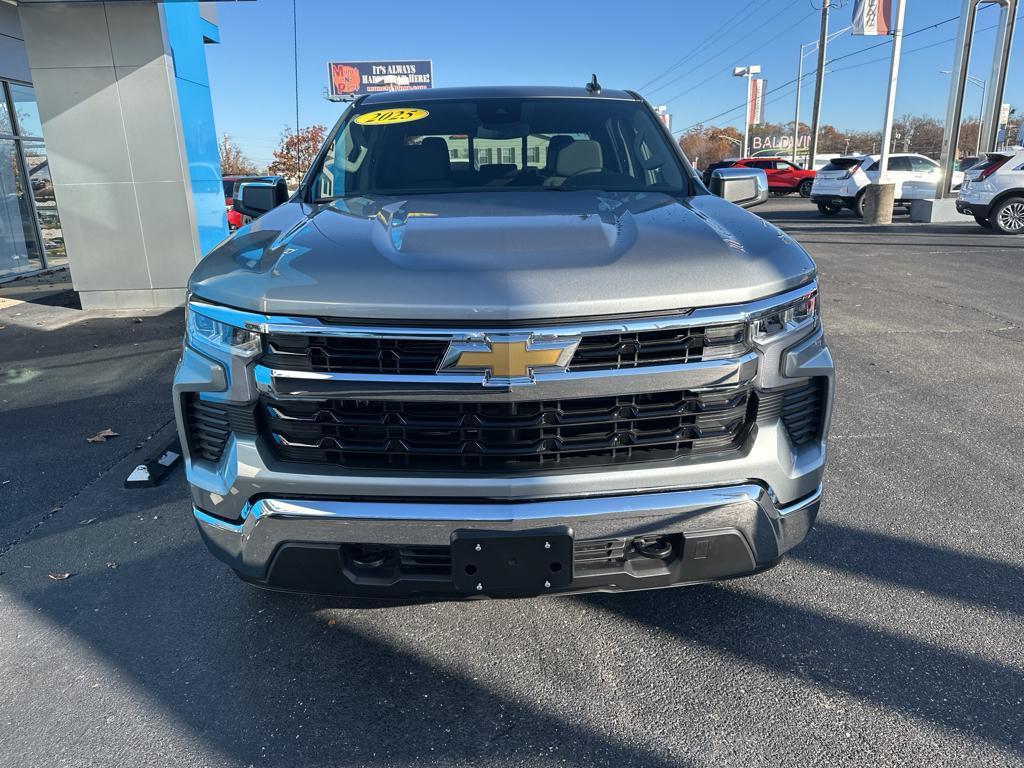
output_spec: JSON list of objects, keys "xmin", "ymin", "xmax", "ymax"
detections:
[
  {"xmin": 186, "ymin": 306, "xmax": 262, "ymax": 356},
  {"xmin": 751, "ymin": 291, "xmax": 818, "ymax": 343}
]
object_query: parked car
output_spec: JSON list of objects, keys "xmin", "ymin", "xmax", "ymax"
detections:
[
  {"xmin": 810, "ymin": 153, "xmax": 964, "ymax": 217},
  {"xmin": 733, "ymin": 157, "xmax": 816, "ymax": 197},
  {"xmin": 701, "ymin": 158, "xmax": 740, "ymax": 186},
  {"xmin": 957, "ymin": 156, "xmax": 983, "ymax": 173},
  {"xmin": 223, "ymin": 175, "xmax": 274, "ymax": 230},
  {"xmin": 956, "ymin": 147, "xmax": 1024, "ymax": 234},
  {"xmin": 176, "ymin": 85, "xmax": 833, "ymax": 600}
]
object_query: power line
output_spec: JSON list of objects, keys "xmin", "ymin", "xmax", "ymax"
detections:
[
  {"xmin": 644, "ymin": 0, "xmax": 804, "ymax": 98},
  {"xmin": 657, "ymin": 6, "xmax": 819, "ymax": 105},
  {"xmin": 638, "ymin": 0, "xmax": 775, "ymax": 93},
  {"xmin": 675, "ymin": 11, "xmax": 979, "ymax": 134}
]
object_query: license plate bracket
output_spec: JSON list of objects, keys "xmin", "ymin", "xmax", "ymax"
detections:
[{"xmin": 451, "ymin": 528, "xmax": 573, "ymax": 596}]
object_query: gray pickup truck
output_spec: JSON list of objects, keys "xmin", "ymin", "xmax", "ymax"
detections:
[{"xmin": 174, "ymin": 85, "xmax": 833, "ymax": 599}]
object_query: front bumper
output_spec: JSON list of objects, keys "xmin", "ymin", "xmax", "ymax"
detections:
[{"xmin": 194, "ymin": 483, "xmax": 821, "ymax": 597}]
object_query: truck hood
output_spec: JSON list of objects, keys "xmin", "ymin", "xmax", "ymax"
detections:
[{"xmin": 189, "ymin": 190, "xmax": 815, "ymax": 322}]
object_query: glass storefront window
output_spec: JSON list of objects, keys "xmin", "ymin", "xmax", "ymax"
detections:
[
  {"xmin": 0, "ymin": 80, "xmax": 63, "ymax": 279},
  {"xmin": 0, "ymin": 98, "xmax": 12, "ymax": 135},
  {"xmin": 0, "ymin": 139, "xmax": 42, "ymax": 275},
  {"xmin": 22, "ymin": 141, "xmax": 64, "ymax": 262},
  {"xmin": 9, "ymin": 84, "xmax": 42, "ymax": 138}
]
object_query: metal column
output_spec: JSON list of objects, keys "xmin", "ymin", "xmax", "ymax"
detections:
[{"xmin": 937, "ymin": 0, "xmax": 1018, "ymax": 198}]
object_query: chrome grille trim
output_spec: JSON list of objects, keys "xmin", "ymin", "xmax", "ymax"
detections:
[
  {"xmin": 188, "ymin": 281, "xmax": 817, "ymax": 340},
  {"xmin": 254, "ymin": 352, "xmax": 759, "ymax": 401}
]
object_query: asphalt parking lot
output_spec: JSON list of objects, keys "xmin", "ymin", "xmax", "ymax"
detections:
[{"xmin": 1, "ymin": 196, "xmax": 1022, "ymax": 767}]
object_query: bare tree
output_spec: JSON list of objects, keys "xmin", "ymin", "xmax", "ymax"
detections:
[
  {"xmin": 218, "ymin": 134, "xmax": 261, "ymax": 176},
  {"xmin": 268, "ymin": 125, "xmax": 327, "ymax": 183}
]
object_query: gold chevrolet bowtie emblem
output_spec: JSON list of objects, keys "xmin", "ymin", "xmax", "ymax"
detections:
[{"xmin": 439, "ymin": 337, "xmax": 580, "ymax": 383}]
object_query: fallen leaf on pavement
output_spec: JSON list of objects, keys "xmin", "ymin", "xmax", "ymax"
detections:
[
  {"xmin": 87, "ymin": 428, "xmax": 119, "ymax": 443},
  {"xmin": 48, "ymin": 572, "xmax": 72, "ymax": 581}
]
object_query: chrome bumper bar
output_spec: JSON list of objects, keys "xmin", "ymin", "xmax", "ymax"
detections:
[{"xmin": 194, "ymin": 483, "xmax": 822, "ymax": 581}]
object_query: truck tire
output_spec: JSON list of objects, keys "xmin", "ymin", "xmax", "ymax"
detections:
[
  {"xmin": 974, "ymin": 215, "xmax": 992, "ymax": 229},
  {"xmin": 798, "ymin": 179, "xmax": 813, "ymax": 197},
  {"xmin": 817, "ymin": 202, "xmax": 842, "ymax": 216},
  {"xmin": 991, "ymin": 197, "xmax": 1024, "ymax": 234}
]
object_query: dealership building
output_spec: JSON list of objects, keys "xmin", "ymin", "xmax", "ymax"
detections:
[{"xmin": 0, "ymin": 0, "xmax": 226, "ymax": 308}]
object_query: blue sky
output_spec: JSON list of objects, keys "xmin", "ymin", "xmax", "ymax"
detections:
[{"xmin": 205, "ymin": 0, "xmax": 1022, "ymax": 166}]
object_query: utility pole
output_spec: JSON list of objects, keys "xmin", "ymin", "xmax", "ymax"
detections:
[{"xmin": 807, "ymin": 0, "xmax": 830, "ymax": 169}]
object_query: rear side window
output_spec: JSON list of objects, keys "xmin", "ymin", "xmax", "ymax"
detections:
[
  {"xmin": 910, "ymin": 156, "xmax": 938, "ymax": 172},
  {"xmin": 820, "ymin": 158, "xmax": 861, "ymax": 172},
  {"xmin": 888, "ymin": 156, "xmax": 913, "ymax": 172}
]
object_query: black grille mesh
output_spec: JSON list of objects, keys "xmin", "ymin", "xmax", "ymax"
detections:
[
  {"xmin": 261, "ymin": 323, "xmax": 748, "ymax": 376},
  {"xmin": 755, "ymin": 379, "xmax": 826, "ymax": 446},
  {"xmin": 182, "ymin": 395, "xmax": 257, "ymax": 462},
  {"xmin": 263, "ymin": 387, "xmax": 755, "ymax": 472}
]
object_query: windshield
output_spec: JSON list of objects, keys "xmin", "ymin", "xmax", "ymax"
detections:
[{"xmin": 311, "ymin": 98, "xmax": 687, "ymax": 199}]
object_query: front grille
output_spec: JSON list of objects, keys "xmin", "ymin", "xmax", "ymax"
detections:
[
  {"xmin": 260, "ymin": 323, "xmax": 748, "ymax": 376},
  {"xmin": 755, "ymin": 379, "xmax": 827, "ymax": 446},
  {"xmin": 566, "ymin": 324, "xmax": 747, "ymax": 371},
  {"xmin": 263, "ymin": 387, "xmax": 755, "ymax": 472},
  {"xmin": 262, "ymin": 335, "xmax": 449, "ymax": 375},
  {"xmin": 182, "ymin": 395, "xmax": 257, "ymax": 462}
]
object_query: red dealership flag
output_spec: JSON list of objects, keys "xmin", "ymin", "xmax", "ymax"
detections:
[
  {"xmin": 748, "ymin": 79, "xmax": 766, "ymax": 126},
  {"xmin": 852, "ymin": 0, "xmax": 892, "ymax": 35}
]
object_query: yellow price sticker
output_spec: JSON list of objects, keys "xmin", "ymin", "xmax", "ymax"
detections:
[{"xmin": 354, "ymin": 108, "xmax": 430, "ymax": 126}]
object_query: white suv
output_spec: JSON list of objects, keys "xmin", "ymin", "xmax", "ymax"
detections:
[
  {"xmin": 956, "ymin": 148, "xmax": 1024, "ymax": 234},
  {"xmin": 810, "ymin": 153, "xmax": 963, "ymax": 217}
]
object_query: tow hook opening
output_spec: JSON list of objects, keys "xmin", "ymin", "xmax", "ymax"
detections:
[
  {"xmin": 350, "ymin": 543, "xmax": 389, "ymax": 568},
  {"xmin": 632, "ymin": 536, "xmax": 674, "ymax": 560}
]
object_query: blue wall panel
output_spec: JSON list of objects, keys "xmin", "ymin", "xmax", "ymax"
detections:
[{"xmin": 163, "ymin": 1, "xmax": 227, "ymax": 256}]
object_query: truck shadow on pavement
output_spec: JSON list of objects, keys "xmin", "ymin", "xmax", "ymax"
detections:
[{"xmin": 5, "ymin": 502, "xmax": 1024, "ymax": 764}]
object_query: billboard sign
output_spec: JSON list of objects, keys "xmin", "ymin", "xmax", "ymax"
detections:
[
  {"xmin": 852, "ymin": 0, "xmax": 892, "ymax": 35},
  {"xmin": 328, "ymin": 60, "xmax": 433, "ymax": 98},
  {"xmin": 748, "ymin": 78, "xmax": 766, "ymax": 126}
]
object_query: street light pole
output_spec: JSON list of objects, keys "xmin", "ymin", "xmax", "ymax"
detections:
[
  {"xmin": 792, "ymin": 45, "xmax": 807, "ymax": 164},
  {"xmin": 733, "ymin": 65, "xmax": 761, "ymax": 158},
  {"xmin": 941, "ymin": 70, "xmax": 987, "ymax": 157},
  {"xmin": 878, "ymin": 0, "xmax": 908, "ymax": 185}
]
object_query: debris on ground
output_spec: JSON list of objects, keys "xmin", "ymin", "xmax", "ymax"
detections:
[{"xmin": 86, "ymin": 428, "xmax": 119, "ymax": 443}]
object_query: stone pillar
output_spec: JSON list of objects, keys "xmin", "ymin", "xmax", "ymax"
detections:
[{"xmin": 18, "ymin": 0, "xmax": 227, "ymax": 309}]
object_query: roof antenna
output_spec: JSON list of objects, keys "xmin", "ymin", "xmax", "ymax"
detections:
[{"xmin": 585, "ymin": 73, "xmax": 601, "ymax": 94}]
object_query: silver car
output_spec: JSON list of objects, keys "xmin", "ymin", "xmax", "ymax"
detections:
[{"xmin": 173, "ymin": 85, "xmax": 834, "ymax": 599}]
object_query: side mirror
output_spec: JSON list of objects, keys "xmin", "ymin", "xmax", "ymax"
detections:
[
  {"xmin": 709, "ymin": 167, "xmax": 769, "ymax": 209},
  {"xmin": 232, "ymin": 177, "xmax": 289, "ymax": 218}
]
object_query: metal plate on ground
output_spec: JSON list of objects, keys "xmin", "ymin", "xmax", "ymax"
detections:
[{"xmin": 451, "ymin": 528, "xmax": 573, "ymax": 596}]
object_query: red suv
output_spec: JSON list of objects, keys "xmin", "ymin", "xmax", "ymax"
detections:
[{"xmin": 733, "ymin": 157, "xmax": 816, "ymax": 197}]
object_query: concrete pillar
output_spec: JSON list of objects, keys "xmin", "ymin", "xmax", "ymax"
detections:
[{"xmin": 17, "ymin": 0, "xmax": 227, "ymax": 309}]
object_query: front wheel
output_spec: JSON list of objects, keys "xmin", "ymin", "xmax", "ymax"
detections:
[
  {"xmin": 974, "ymin": 215, "xmax": 992, "ymax": 229},
  {"xmin": 798, "ymin": 179, "xmax": 814, "ymax": 197},
  {"xmin": 817, "ymin": 202, "xmax": 842, "ymax": 216},
  {"xmin": 991, "ymin": 197, "xmax": 1024, "ymax": 234}
]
